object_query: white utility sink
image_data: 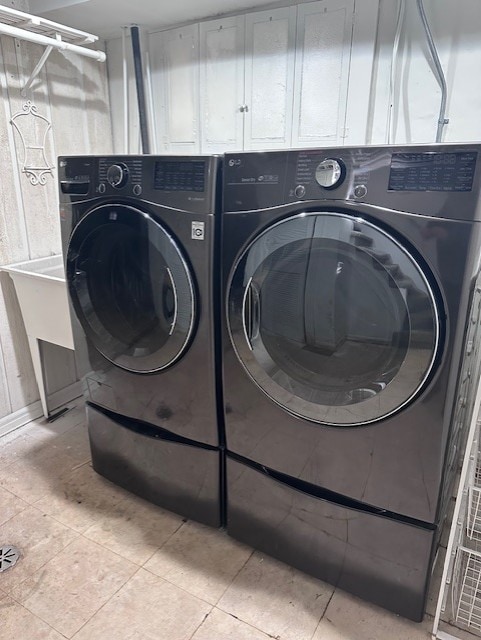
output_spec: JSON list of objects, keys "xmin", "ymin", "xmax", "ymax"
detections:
[{"xmin": 1, "ymin": 255, "xmax": 74, "ymax": 418}]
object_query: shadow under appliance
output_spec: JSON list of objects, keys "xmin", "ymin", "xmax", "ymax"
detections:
[
  {"xmin": 222, "ymin": 145, "xmax": 481, "ymax": 619},
  {"xmin": 60, "ymin": 155, "xmax": 222, "ymax": 526}
]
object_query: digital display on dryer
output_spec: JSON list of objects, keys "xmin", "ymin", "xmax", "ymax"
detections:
[
  {"xmin": 154, "ymin": 161, "xmax": 205, "ymax": 192},
  {"xmin": 389, "ymin": 152, "xmax": 477, "ymax": 192}
]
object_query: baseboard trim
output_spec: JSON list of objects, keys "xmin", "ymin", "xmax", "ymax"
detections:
[
  {"xmin": 0, "ymin": 403, "xmax": 44, "ymax": 438},
  {"xmin": 0, "ymin": 381, "xmax": 83, "ymax": 438},
  {"xmin": 436, "ymin": 631, "xmax": 463, "ymax": 640}
]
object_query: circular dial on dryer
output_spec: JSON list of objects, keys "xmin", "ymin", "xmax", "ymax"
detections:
[
  {"xmin": 315, "ymin": 159, "xmax": 344, "ymax": 189},
  {"xmin": 107, "ymin": 163, "xmax": 129, "ymax": 188}
]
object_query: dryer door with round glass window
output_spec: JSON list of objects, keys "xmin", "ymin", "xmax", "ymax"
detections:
[
  {"xmin": 227, "ymin": 212, "xmax": 441, "ymax": 426},
  {"xmin": 67, "ymin": 204, "xmax": 195, "ymax": 374}
]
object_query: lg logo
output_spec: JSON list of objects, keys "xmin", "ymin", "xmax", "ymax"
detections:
[
  {"xmin": 228, "ymin": 158, "xmax": 242, "ymax": 167},
  {"xmin": 191, "ymin": 221, "xmax": 205, "ymax": 240}
]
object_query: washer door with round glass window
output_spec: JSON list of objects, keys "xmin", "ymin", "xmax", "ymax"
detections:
[
  {"xmin": 227, "ymin": 212, "xmax": 441, "ymax": 426},
  {"xmin": 67, "ymin": 204, "xmax": 195, "ymax": 374}
]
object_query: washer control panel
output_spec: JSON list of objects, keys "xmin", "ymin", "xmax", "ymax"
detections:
[
  {"xmin": 154, "ymin": 160, "xmax": 205, "ymax": 192},
  {"xmin": 58, "ymin": 155, "xmax": 220, "ymax": 215},
  {"xmin": 99, "ymin": 158, "xmax": 142, "ymax": 194}
]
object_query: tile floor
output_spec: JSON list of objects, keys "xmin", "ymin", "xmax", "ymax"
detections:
[{"xmin": 0, "ymin": 403, "xmax": 474, "ymax": 640}]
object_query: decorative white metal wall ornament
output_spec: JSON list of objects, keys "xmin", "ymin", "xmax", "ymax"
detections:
[{"xmin": 10, "ymin": 100, "xmax": 54, "ymax": 186}]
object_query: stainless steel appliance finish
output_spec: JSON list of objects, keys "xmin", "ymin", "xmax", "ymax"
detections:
[
  {"xmin": 221, "ymin": 144, "xmax": 481, "ymax": 620},
  {"xmin": 60, "ymin": 155, "xmax": 222, "ymax": 526}
]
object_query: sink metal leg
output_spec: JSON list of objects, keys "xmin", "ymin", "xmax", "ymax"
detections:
[{"xmin": 27, "ymin": 335, "xmax": 49, "ymax": 419}]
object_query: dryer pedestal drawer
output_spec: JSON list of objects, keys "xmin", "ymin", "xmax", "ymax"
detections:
[
  {"xmin": 86, "ymin": 404, "xmax": 221, "ymax": 527},
  {"xmin": 226, "ymin": 457, "xmax": 435, "ymax": 622}
]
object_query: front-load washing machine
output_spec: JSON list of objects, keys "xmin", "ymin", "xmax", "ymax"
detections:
[
  {"xmin": 221, "ymin": 145, "xmax": 481, "ymax": 619},
  {"xmin": 60, "ymin": 155, "xmax": 222, "ymax": 526}
]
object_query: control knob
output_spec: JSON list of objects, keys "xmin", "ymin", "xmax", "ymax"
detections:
[
  {"xmin": 354, "ymin": 184, "xmax": 368, "ymax": 198},
  {"xmin": 294, "ymin": 185, "xmax": 306, "ymax": 198},
  {"xmin": 107, "ymin": 163, "xmax": 129, "ymax": 189},
  {"xmin": 315, "ymin": 158, "xmax": 345, "ymax": 189}
]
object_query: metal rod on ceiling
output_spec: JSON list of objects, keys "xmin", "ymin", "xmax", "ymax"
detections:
[{"xmin": 130, "ymin": 25, "xmax": 151, "ymax": 154}]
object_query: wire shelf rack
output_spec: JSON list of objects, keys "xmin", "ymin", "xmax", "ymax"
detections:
[
  {"xmin": 453, "ymin": 546, "xmax": 481, "ymax": 632},
  {"xmin": 446, "ymin": 429, "xmax": 481, "ymax": 635},
  {"xmin": 433, "ymin": 279, "xmax": 481, "ymax": 639},
  {"xmin": 468, "ymin": 485, "xmax": 481, "ymax": 542},
  {"xmin": 475, "ymin": 453, "xmax": 481, "ymax": 488}
]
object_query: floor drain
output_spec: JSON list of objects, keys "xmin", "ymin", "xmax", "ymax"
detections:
[{"xmin": 0, "ymin": 545, "xmax": 20, "ymax": 572}]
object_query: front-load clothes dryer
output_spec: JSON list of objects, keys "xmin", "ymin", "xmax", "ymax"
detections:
[
  {"xmin": 221, "ymin": 145, "xmax": 481, "ymax": 620},
  {"xmin": 60, "ymin": 155, "xmax": 222, "ymax": 527}
]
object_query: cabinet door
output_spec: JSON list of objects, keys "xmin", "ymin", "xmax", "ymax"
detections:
[
  {"xmin": 149, "ymin": 25, "xmax": 200, "ymax": 154},
  {"xmin": 199, "ymin": 16, "xmax": 245, "ymax": 153},
  {"xmin": 292, "ymin": 0, "xmax": 354, "ymax": 147},
  {"xmin": 244, "ymin": 7, "xmax": 297, "ymax": 150}
]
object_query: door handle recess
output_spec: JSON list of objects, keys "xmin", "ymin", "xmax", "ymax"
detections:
[
  {"xmin": 166, "ymin": 267, "xmax": 178, "ymax": 336},
  {"xmin": 242, "ymin": 278, "xmax": 260, "ymax": 350}
]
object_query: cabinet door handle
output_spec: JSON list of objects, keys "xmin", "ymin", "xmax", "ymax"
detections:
[{"xmin": 239, "ymin": 104, "xmax": 249, "ymax": 113}]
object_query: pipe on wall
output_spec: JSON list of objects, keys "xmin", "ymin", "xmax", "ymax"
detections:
[
  {"xmin": 386, "ymin": 0, "xmax": 406, "ymax": 144},
  {"xmin": 416, "ymin": 0, "xmax": 449, "ymax": 142},
  {"xmin": 130, "ymin": 25, "xmax": 151, "ymax": 154},
  {"xmin": 121, "ymin": 27, "xmax": 130, "ymax": 154}
]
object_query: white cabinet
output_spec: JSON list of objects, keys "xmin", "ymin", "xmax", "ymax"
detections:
[
  {"xmin": 150, "ymin": 25, "xmax": 200, "ymax": 154},
  {"xmin": 199, "ymin": 8, "xmax": 296, "ymax": 153},
  {"xmin": 292, "ymin": 0, "xmax": 354, "ymax": 147},
  {"xmin": 199, "ymin": 16, "xmax": 245, "ymax": 153},
  {"xmin": 143, "ymin": 0, "xmax": 378, "ymax": 153},
  {"xmin": 243, "ymin": 7, "xmax": 296, "ymax": 150}
]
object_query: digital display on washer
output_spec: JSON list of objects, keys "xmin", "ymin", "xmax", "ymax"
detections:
[
  {"xmin": 154, "ymin": 161, "xmax": 205, "ymax": 192},
  {"xmin": 388, "ymin": 152, "xmax": 477, "ymax": 192}
]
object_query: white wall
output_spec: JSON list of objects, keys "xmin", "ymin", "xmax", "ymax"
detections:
[
  {"xmin": 0, "ymin": 0, "xmax": 113, "ymax": 432},
  {"xmin": 369, "ymin": 0, "xmax": 481, "ymax": 144},
  {"xmin": 107, "ymin": 0, "xmax": 481, "ymax": 152}
]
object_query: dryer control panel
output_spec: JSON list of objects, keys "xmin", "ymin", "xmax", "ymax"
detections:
[
  {"xmin": 388, "ymin": 152, "xmax": 477, "ymax": 192},
  {"xmin": 223, "ymin": 144, "xmax": 481, "ymax": 222}
]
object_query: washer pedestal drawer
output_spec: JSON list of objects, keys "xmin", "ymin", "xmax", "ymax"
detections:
[
  {"xmin": 226, "ymin": 456, "xmax": 436, "ymax": 621},
  {"xmin": 87, "ymin": 404, "xmax": 221, "ymax": 527}
]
